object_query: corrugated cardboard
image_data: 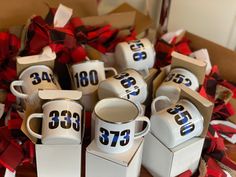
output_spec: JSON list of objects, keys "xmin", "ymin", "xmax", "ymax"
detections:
[
  {"xmin": 109, "ymin": 3, "xmax": 153, "ymax": 35},
  {"xmin": 186, "ymin": 32, "xmax": 236, "ymax": 123},
  {"xmin": 0, "ymin": 0, "xmax": 98, "ymax": 29},
  {"xmin": 82, "ymin": 11, "xmax": 136, "ymax": 29}
]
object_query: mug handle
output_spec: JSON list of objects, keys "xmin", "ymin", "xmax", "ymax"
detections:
[
  {"xmin": 26, "ymin": 113, "xmax": 43, "ymax": 139},
  {"xmin": 104, "ymin": 67, "xmax": 118, "ymax": 76},
  {"xmin": 151, "ymin": 96, "xmax": 172, "ymax": 113},
  {"xmin": 134, "ymin": 116, "xmax": 151, "ymax": 139},
  {"xmin": 10, "ymin": 80, "xmax": 28, "ymax": 99}
]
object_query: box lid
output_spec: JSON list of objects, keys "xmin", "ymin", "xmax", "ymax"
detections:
[{"xmin": 86, "ymin": 138, "xmax": 143, "ymax": 167}]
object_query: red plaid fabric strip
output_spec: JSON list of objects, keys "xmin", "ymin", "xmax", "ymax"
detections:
[{"xmin": 154, "ymin": 38, "xmax": 192, "ymax": 68}]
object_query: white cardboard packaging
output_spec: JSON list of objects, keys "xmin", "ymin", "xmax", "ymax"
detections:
[
  {"xmin": 36, "ymin": 145, "xmax": 82, "ymax": 177},
  {"xmin": 142, "ymin": 85, "xmax": 213, "ymax": 177},
  {"xmin": 86, "ymin": 138, "xmax": 144, "ymax": 177},
  {"xmin": 142, "ymin": 132, "xmax": 204, "ymax": 177},
  {"xmin": 21, "ymin": 90, "xmax": 84, "ymax": 177}
]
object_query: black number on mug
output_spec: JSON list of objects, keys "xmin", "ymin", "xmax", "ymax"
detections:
[
  {"xmin": 72, "ymin": 112, "xmax": 80, "ymax": 131},
  {"xmin": 61, "ymin": 110, "xmax": 72, "ymax": 129},
  {"xmin": 74, "ymin": 70, "xmax": 99, "ymax": 88},
  {"xmin": 30, "ymin": 72, "xmax": 55, "ymax": 85},
  {"xmin": 48, "ymin": 110, "xmax": 80, "ymax": 131},
  {"xmin": 49, "ymin": 110, "xmax": 60, "ymax": 129},
  {"xmin": 99, "ymin": 128, "xmax": 130, "ymax": 147},
  {"xmin": 167, "ymin": 105, "xmax": 195, "ymax": 136},
  {"xmin": 165, "ymin": 73, "xmax": 192, "ymax": 87},
  {"xmin": 128, "ymin": 40, "xmax": 147, "ymax": 61},
  {"xmin": 133, "ymin": 52, "xmax": 147, "ymax": 61},
  {"xmin": 114, "ymin": 72, "xmax": 140, "ymax": 99}
]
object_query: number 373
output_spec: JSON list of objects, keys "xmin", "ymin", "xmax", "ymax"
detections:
[{"xmin": 99, "ymin": 128, "xmax": 130, "ymax": 147}]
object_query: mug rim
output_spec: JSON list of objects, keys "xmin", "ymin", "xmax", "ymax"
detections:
[
  {"xmin": 42, "ymin": 99, "xmax": 83, "ymax": 110},
  {"xmin": 94, "ymin": 97, "xmax": 139, "ymax": 124},
  {"xmin": 19, "ymin": 65, "xmax": 52, "ymax": 79}
]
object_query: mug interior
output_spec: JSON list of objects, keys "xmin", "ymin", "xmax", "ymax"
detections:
[{"xmin": 94, "ymin": 98, "xmax": 139, "ymax": 124}]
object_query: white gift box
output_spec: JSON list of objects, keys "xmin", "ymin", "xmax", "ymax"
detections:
[
  {"xmin": 142, "ymin": 132, "xmax": 204, "ymax": 177},
  {"xmin": 86, "ymin": 138, "xmax": 144, "ymax": 177},
  {"xmin": 36, "ymin": 144, "xmax": 82, "ymax": 177}
]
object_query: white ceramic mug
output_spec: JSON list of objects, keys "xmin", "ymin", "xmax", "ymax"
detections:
[
  {"xmin": 90, "ymin": 102, "xmax": 145, "ymax": 140},
  {"xmin": 71, "ymin": 60, "xmax": 117, "ymax": 95},
  {"xmin": 10, "ymin": 65, "xmax": 60, "ymax": 99},
  {"xmin": 27, "ymin": 99, "xmax": 83, "ymax": 144},
  {"xmin": 98, "ymin": 69, "xmax": 148, "ymax": 104},
  {"xmin": 94, "ymin": 98, "xmax": 151, "ymax": 154},
  {"xmin": 156, "ymin": 68, "xmax": 199, "ymax": 103},
  {"xmin": 115, "ymin": 38, "xmax": 155, "ymax": 76},
  {"xmin": 150, "ymin": 98, "xmax": 204, "ymax": 148}
]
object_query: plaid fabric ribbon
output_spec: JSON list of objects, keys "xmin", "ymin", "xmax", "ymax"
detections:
[
  {"xmin": 154, "ymin": 37, "xmax": 192, "ymax": 68},
  {"xmin": 0, "ymin": 32, "xmax": 20, "ymax": 91},
  {"xmin": 22, "ymin": 9, "xmax": 87, "ymax": 64},
  {"xmin": 0, "ymin": 94, "xmax": 35, "ymax": 172},
  {"xmin": 202, "ymin": 124, "xmax": 236, "ymax": 173},
  {"xmin": 23, "ymin": 7, "xmax": 137, "ymax": 62}
]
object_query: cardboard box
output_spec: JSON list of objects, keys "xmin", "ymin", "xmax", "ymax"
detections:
[
  {"xmin": 21, "ymin": 89, "xmax": 84, "ymax": 177},
  {"xmin": 86, "ymin": 138, "xmax": 144, "ymax": 177},
  {"xmin": 142, "ymin": 85, "xmax": 214, "ymax": 177},
  {"xmin": 143, "ymin": 133, "xmax": 204, "ymax": 177},
  {"xmin": 36, "ymin": 145, "xmax": 82, "ymax": 177}
]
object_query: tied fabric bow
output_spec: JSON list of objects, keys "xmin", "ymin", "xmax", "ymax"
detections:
[
  {"xmin": 0, "ymin": 32, "xmax": 20, "ymax": 91},
  {"xmin": 22, "ymin": 8, "xmax": 87, "ymax": 64},
  {"xmin": 154, "ymin": 37, "xmax": 192, "ymax": 68},
  {"xmin": 22, "ymin": 6, "xmax": 137, "ymax": 63}
]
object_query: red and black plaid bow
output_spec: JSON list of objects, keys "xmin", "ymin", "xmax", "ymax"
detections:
[{"xmin": 154, "ymin": 37, "xmax": 192, "ymax": 68}]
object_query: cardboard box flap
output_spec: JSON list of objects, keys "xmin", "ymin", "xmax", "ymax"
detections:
[
  {"xmin": 82, "ymin": 11, "xmax": 135, "ymax": 29},
  {"xmin": 38, "ymin": 90, "xmax": 82, "ymax": 100},
  {"xmin": 179, "ymin": 85, "xmax": 214, "ymax": 137},
  {"xmin": 186, "ymin": 32, "xmax": 236, "ymax": 83},
  {"xmin": 86, "ymin": 138, "xmax": 143, "ymax": 167},
  {"xmin": 0, "ymin": 0, "xmax": 98, "ymax": 29},
  {"xmin": 16, "ymin": 46, "xmax": 56, "ymax": 76},
  {"xmin": 171, "ymin": 52, "xmax": 206, "ymax": 85},
  {"xmin": 109, "ymin": 3, "xmax": 153, "ymax": 34}
]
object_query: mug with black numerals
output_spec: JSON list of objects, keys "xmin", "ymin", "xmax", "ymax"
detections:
[
  {"xmin": 98, "ymin": 69, "xmax": 148, "ymax": 104},
  {"xmin": 94, "ymin": 98, "xmax": 150, "ymax": 154},
  {"xmin": 10, "ymin": 65, "xmax": 60, "ymax": 99},
  {"xmin": 27, "ymin": 99, "xmax": 83, "ymax": 144},
  {"xmin": 150, "ymin": 98, "xmax": 203, "ymax": 148},
  {"xmin": 155, "ymin": 68, "xmax": 199, "ymax": 103},
  {"xmin": 71, "ymin": 60, "xmax": 117, "ymax": 95},
  {"xmin": 115, "ymin": 38, "xmax": 155, "ymax": 76}
]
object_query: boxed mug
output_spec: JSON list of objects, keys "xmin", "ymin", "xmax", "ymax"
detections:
[
  {"xmin": 21, "ymin": 90, "xmax": 84, "ymax": 177},
  {"xmin": 142, "ymin": 85, "xmax": 214, "ymax": 177},
  {"xmin": 86, "ymin": 138, "xmax": 144, "ymax": 177},
  {"xmin": 155, "ymin": 51, "xmax": 207, "ymax": 104}
]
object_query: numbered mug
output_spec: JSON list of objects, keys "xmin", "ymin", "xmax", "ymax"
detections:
[
  {"xmin": 155, "ymin": 68, "xmax": 199, "ymax": 103},
  {"xmin": 150, "ymin": 98, "xmax": 203, "ymax": 148},
  {"xmin": 94, "ymin": 98, "xmax": 151, "ymax": 154},
  {"xmin": 27, "ymin": 99, "xmax": 83, "ymax": 144},
  {"xmin": 71, "ymin": 60, "xmax": 117, "ymax": 95},
  {"xmin": 98, "ymin": 69, "xmax": 148, "ymax": 104},
  {"xmin": 10, "ymin": 65, "xmax": 60, "ymax": 99},
  {"xmin": 115, "ymin": 38, "xmax": 155, "ymax": 76}
]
